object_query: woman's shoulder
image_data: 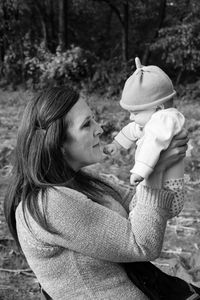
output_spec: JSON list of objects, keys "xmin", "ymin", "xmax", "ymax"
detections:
[
  {"xmin": 46, "ymin": 185, "xmax": 87, "ymax": 202},
  {"xmin": 15, "ymin": 186, "xmax": 86, "ymax": 217}
]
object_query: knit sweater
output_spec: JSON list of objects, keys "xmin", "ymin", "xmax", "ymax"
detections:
[{"xmin": 15, "ymin": 174, "xmax": 175, "ymax": 300}]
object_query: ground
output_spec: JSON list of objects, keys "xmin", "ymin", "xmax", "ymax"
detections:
[{"xmin": 0, "ymin": 88, "xmax": 200, "ymax": 299}]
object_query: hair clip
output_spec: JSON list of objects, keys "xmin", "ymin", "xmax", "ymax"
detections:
[{"xmin": 35, "ymin": 126, "xmax": 46, "ymax": 133}]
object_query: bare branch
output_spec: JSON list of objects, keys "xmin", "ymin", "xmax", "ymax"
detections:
[{"xmin": 0, "ymin": 267, "xmax": 35, "ymax": 277}]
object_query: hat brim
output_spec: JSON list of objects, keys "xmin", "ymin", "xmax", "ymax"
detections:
[{"xmin": 120, "ymin": 90, "xmax": 176, "ymax": 111}]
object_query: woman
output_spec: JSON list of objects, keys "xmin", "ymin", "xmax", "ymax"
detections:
[{"xmin": 4, "ymin": 86, "xmax": 189, "ymax": 299}]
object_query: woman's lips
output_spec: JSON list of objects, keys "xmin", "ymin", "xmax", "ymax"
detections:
[{"xmin": 93, "ymin": 143, "xmax": 100, "ymax": 147}]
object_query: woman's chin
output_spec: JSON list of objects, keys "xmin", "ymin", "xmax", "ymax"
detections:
[{"xmin": 93, "ymin": 148, "xmax": 104, "ymax": 163}]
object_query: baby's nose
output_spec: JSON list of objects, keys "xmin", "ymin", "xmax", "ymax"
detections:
[{"xmin": 130, "ymin": 113, "xmax": 135, "ymax": 121}]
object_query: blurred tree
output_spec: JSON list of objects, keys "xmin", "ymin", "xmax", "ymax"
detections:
[
  {"xmin": 95, "ymin": 0, "xmax": 129, "ymax": 63},
  {"xmin": 58, "ymin": 0, "xmax": 68, "ymax": 50},
  {"xmin": 150, "ymin": 0, "xmax": 200, "ymax": 83},
  {"xmin": 0, "ymin": 0, "xmax": 200, "ymax": 88},
  {"xmin": 33, "ymin": 0, "xmax": 57, "ymax": 51},
  {"xmin": 0, "ymin": 0, "xmax": 26, "ymax": 84},
  {"xmin": 142, "ymin": 0, "xmax": 167, "ymax": 65}
]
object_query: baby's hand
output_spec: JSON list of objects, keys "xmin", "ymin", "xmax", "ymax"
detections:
[
  {"xmin": 103, "ymin": 143, "xmax": 119, "ymax": 156},
  {"xmin": 130, "ymin": 173, "xmax": 144, "ymax": 186}
]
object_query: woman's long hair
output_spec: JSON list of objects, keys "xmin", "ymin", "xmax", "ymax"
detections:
[{"xmin": 4, "ymin": 86, "xmax": 121, "ymax": 248}]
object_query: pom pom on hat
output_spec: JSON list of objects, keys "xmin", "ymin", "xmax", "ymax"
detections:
[{"xmin": 120, "ymin": 57, "xmax": 176, "ymax": 111}]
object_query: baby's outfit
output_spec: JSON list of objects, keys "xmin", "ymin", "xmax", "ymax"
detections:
[{"xmin": 115, "ymin": 107, "xmax": 185, "ymax": 217}]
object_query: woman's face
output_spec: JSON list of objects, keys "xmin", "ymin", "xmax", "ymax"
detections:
[{"xmin": 62, "ymin": 98, "xmax": 104, "ymax": 171}]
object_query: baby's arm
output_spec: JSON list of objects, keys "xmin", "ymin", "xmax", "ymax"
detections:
[
  {"xmin": 103, "ymin": 140, "xmax": 122, "ymax": 155},
  {"xmin": 104, "ymin": 122, "xmax": 142, "ymax": 156},
  {"xmin": 130, "ymin": 173, "xmax": 144, "ymax": 186}
]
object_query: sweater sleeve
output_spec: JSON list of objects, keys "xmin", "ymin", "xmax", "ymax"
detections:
[
  {"xmin": 114, "ymin": 122, "xmax": 143, "ymax": 149},
  {"xmin": 131, "ymin": 109, "xmax": 185, "ymax": 178},
  {"xmin": 43, "ymin": 185, "xmax": 174, "ymax": 263}
]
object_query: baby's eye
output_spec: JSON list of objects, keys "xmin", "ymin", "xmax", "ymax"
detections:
[{"xmin": 130, "ymin": 112, "xmax": 138, "ymax": 117}]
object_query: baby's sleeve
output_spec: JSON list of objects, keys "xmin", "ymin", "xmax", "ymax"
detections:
[{"xmin": 114, "ymin": 122, "xmax": 143, "ymax": 149}]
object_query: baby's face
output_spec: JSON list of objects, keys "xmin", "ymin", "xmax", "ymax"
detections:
[{"xmin": 129, "ymin": 108, "xmax": 156, "ymax": 127}]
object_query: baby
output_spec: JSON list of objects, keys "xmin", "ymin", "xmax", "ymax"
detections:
[{"xmin": 104, "ymin": 57, "xmax": 185, "ymax": 216}]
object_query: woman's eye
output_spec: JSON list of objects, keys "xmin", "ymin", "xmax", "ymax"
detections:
[
  {"xmin": 83, "ymin": 120, "xmax": 91, "ymax": 127},
  {"xmin": 83, "ymin": 115, "xmax": 95, "ymax": 128}
]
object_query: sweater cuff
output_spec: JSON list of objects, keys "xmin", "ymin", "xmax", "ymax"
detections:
[{"xmin": 137, "ymin": 184, "xmax": 174, "ymax": 209}]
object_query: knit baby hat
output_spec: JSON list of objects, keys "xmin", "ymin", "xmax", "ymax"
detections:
[{"xmin": 120, "ymin": 57, "xmax": 176, "ymax": 111}]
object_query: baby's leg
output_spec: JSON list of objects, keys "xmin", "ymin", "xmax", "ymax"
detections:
[
  {"xmin": 163, "ymin": 178, "xmax": 184, "ymax": 218},
  {"xmin": 163, "ymin": 158, "xmax": 185, "ymax": 218}
]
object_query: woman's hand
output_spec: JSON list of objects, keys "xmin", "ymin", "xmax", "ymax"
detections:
[
  {"xmin": 142, "ymin": 129, "xmax": 188, "ymax": 189},
  {"xmin": 155, "ymin": 128, "xmax": 189, "ymax": 172}
]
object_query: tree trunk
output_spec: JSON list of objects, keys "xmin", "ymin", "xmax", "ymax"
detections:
[
  {"xmin": 99, "ymin": 0, "xmax": 128, "ymax": 62},
  {"xmin": 34, "ymin": 1, "xmax": 48, "ymax": 49},
  {"xmin": 122, "ymin": 0, "xmax": 129, "ymax": 63},
  {"xmin": 58, "ymin": 0, "xmax": 68, "ymax": 51},
  {"xmin": 142, "ymin": 0, "xmax": 166, "ymax": 65},
  {"xmin": 105, "ymin": 7, "xmax": 113, "ymax": 57},
  {"xmin": 0, "ymin": 40, "xmax": 5, "ymax": 78},
  {"xmin": 176, "ymin": 68, "xmax": 184, "ymax": 85},
  {"xmin": 46, "ymin": 0, "xmax": 56, "ymax": 51},
  {"xmin": 64, "ymin": 0, "xmax": 68, "ymax": 48},
  {"xmin": 41, "ymin": 18, "xmax": 48, "ymax": 48}
]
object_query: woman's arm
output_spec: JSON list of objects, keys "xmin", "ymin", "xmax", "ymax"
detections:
[
  {"xmin": 153, "ymin": 128, "xmax": 188, "ymax": 176},
  {"xmin": 38, "ymin": 184, "xmax": 174, "ymax": 263}
]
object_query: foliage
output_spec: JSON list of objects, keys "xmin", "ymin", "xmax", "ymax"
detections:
[
  {"xmin": 176, "ymin": 80, "xmax": 200, "ymax": 100},
  {"xmin": 3, "ymin": 39, "xmax": 97, "ymax": 88},
  {"xmin": 150, "ymin": 21, "xmax": 200, "ymax": 74},
  {"xmin": 91, "ymin": 57, "xmax": 135, "ymax": 95},
  {"xmin": 1, "ymin": 0, "xmax": 200, "ymax": 90},
  {"xmin": 2, "ymin": 32, "xmax": 135, "ymax": 93},
  {"xmin": 37, "ymin": 45, "xmax": 96, "ymax": 88},
  {"xmin": 3, "ymin": 44, "xmax": 23, "ymax": 86}
]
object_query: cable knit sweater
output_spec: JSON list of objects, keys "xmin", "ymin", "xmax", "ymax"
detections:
[{"xmin": 15, "ymin": 174, "xmax": 175, "ymax": 300}]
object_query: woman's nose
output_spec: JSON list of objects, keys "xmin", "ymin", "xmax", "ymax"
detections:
[{"xmin": 94, "ymin": 122, "xmax": 103, "ymax": 136}]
